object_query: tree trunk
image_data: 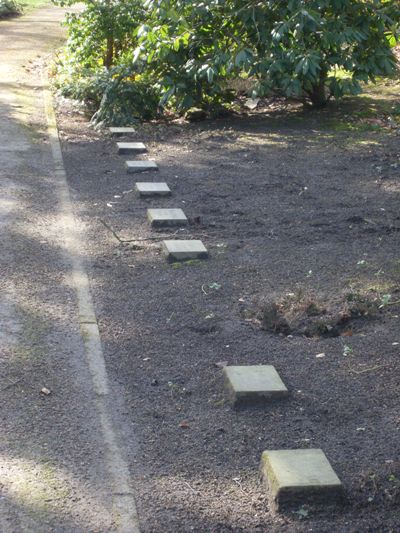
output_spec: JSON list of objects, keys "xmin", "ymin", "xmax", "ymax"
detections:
[
  {"xmin": 104, "ymin": 34, "xmax": 114, "ymax": 69},
  {"xmin": 104, "ymin": 0, "xmax": 114, "ymax": 69},
  {"xmin": 308, "ymin": 70, "xmax": 328, "ymax": 107}
]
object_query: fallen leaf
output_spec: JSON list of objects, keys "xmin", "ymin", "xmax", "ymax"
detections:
[
  {"xmin": 341, "ymin": 330, "xmax": 353, "ymax": 337},
  {"xmin": 315, "ymin": 353, "xmax": 326, "ymax": 358},
  {"xmin": 244, "ymin": 97, "xmax": 260, "ymax": 110},
  {"xmin": 179, "ymin": 420, "xmax": 190, "ymax": 429}
]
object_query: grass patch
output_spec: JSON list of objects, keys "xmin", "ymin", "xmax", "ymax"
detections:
[
  {"xmin": 321, "ymin": 77, "xmax": 400, "ymax": 133},
  {"xmin": 20, "ymin": 0, "xmax": 50, "ymax": 11}
]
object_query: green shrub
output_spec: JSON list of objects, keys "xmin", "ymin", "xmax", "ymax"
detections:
[
  {"xmin": 136, "ymin": 0, "xmax": 400, "ymax": 108},
  {"xmin": 54, "ymin": 0, "xmax": 145, "ymax": 68},
  {"xmin": 0, "ymin": 0, "xmax": 22, "ymax": 17},
  {"xmin": 53, "ymin": 0, "xmax": 159, "ymax": 124},
  {"xmin": 55, "ymin": 63, "xmax": 160, "ymax": 125},
  {"xmin": 55, "ymin": 0, "xmax": 399, "ymax": 118}
]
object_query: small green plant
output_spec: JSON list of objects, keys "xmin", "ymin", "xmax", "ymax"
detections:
[
  {"xmin": 293, "ymin": 506, "xmax": 309, "ymax": 519},
  {"xmin": 379, "ymin": 293, "xmax": 400, "ymax": 308},
  {"xmin": 380, "ymin": 293, "xmax": 392, "ymax": 307},
  {"xmin": 202, "ymin": 282, "xmax": 222, "ymax": 294},
  {"xmin": 343, "ymin": 344, "xmax": 353, "ymax": 357},
  {"xmin": 168, "ymin": 381, "xmax": 190, "ymax": 398}
]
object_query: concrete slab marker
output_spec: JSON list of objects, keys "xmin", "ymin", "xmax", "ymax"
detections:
[
  {"xmin": 223, "ymin": 365, "xmax": 288, "ymax": 405},
  {"xmin": 260, "ymin": 448, "xmax": 343, "ymax": 512},
  {"xmin": 162, "ymin": 240, "xmax": 208, "ymax": 261},
  {"xmin": 135, "ymin": 182, "xmax": 171, "ymax": 197},
  {"xmin": 147, "ymin": 208, "xmax": 188, "ymax": 227},
  {"xmin": 109, "ymin": 126, "xmax": 136, "ymax": 136},
  {"xmin": 126, "ymin": 160, "xmax": 158, "ymax": 173},
  {"xmin": 117, "ymin": 142, "xmax": 147, "ymax": 155}
]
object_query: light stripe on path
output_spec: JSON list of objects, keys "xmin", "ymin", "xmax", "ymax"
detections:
[{"xmin": 41, "ymin": 69, "xmax": 140, "ymax": 533}]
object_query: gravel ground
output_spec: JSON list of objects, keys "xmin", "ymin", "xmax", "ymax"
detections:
[{"xmin": 57, "ymin": 83, "xmax": 400, "ymax": 531}]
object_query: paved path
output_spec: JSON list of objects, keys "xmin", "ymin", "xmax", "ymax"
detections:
[{"xmin": 0, "ymin": 7, "xmax": 138, "ymax": 532}]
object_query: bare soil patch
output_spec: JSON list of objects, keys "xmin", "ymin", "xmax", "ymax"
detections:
[{"xmin": 57, "ymin": 85, "xmax": 400, "ymax": 531}]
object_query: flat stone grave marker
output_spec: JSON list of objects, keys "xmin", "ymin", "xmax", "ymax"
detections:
[
  {"xmin": 126, "ymin": 160, "xmax": 158, "ymax": 173},
  {"xmin": 136, "ymin": 182, "xmax": 171, "ymax": 197},
  {"xmin": 162, "ymin": 240, "xmax": 208, "ymax": 261},
  {"xmin": 147, "ymin": 208, "xmax": 188, "ymax": 227},
  {"xmin": 223, "ymin": 365, "xmax": 288, "ymax": 405},
  {"xmin": 109, "ymin": 126, "xmax": 136, "ymax": 136},
  {"xmin": 260, "ymin": 448, "xmax": 343, "ymax": 511},
  {"xmin": 117, "ymin": 142, "xmax": 147, "ymax": 155}
]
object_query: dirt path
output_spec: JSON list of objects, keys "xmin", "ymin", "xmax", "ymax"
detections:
[{"xmin": 0, "ymin": 7, "xmax": 138, "ymax": 532}]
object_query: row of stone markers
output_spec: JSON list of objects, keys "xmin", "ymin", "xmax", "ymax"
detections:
[
  {"xmin": 110, "ymin": 126, "xmax": 343, "ymax": 513},
  {"xmin": 110, "ymin": 126, "xmax": 208, "ymax": 262}
]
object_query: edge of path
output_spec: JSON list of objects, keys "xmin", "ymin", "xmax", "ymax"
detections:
[{"xmin": 41, "ymin": 67, "xmax": 141, "ymax": 533}]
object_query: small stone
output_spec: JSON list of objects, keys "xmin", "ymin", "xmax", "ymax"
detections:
[
  {"xmin": 162, "ymin": 240, "xmax": 208, "ymax": 261},
  {"xmin": 147, "ymin": 208, "xmax": 188, "ymax": 227},
  {"xmin": 109, "ymin": 127, "xmax": 136, "ymax": 136},
  {"xmin": 223, "ymin": 365, "xmax": 288, "ymax": 405},
  {"xmin": 126, "ymin": 160, "xmax": 158, "ymax": 173},
  {"xmin": 117, "ymin": 142, "xmax": 147, "ymax": 155},
  {"xmin": 214, "ymin": 361, "xmax": 228, "ymax": 369},
  {"xmin": 135, "ymin": 182, "xmax": 171, "ymax": 197},
  {"xmin": 260, "ymin": 449, "xmax": 343, "ymax": 512}
]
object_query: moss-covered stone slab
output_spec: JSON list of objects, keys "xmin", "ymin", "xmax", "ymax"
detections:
[
  {"xmin": 135, "ymin": 182, "xmax": 171, "ymax": 197},
  {"xmin": 126, "ymin": 160, "xmax": 158, "ymax": 173},
  {"xmin": 147, "ymin": 208, "xmax": 187, "ymax": 227},
  {"xmin": 260, "ymin": 449, "xmax": 343, "ymax": 511},
  {"xmin": 109, "ymin": 127, "xmax": 136, "ymax": 136},
  {"xmin": 117, "ymin": 142, "xmax": 147, "ymax": 155},
  {"xmin": 223, "ymin": 365, "xmax": 288, "ymax": 405},
  {"xmin": 162, "ymin": 240, "xmax": 208, "ymax": 261}
]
